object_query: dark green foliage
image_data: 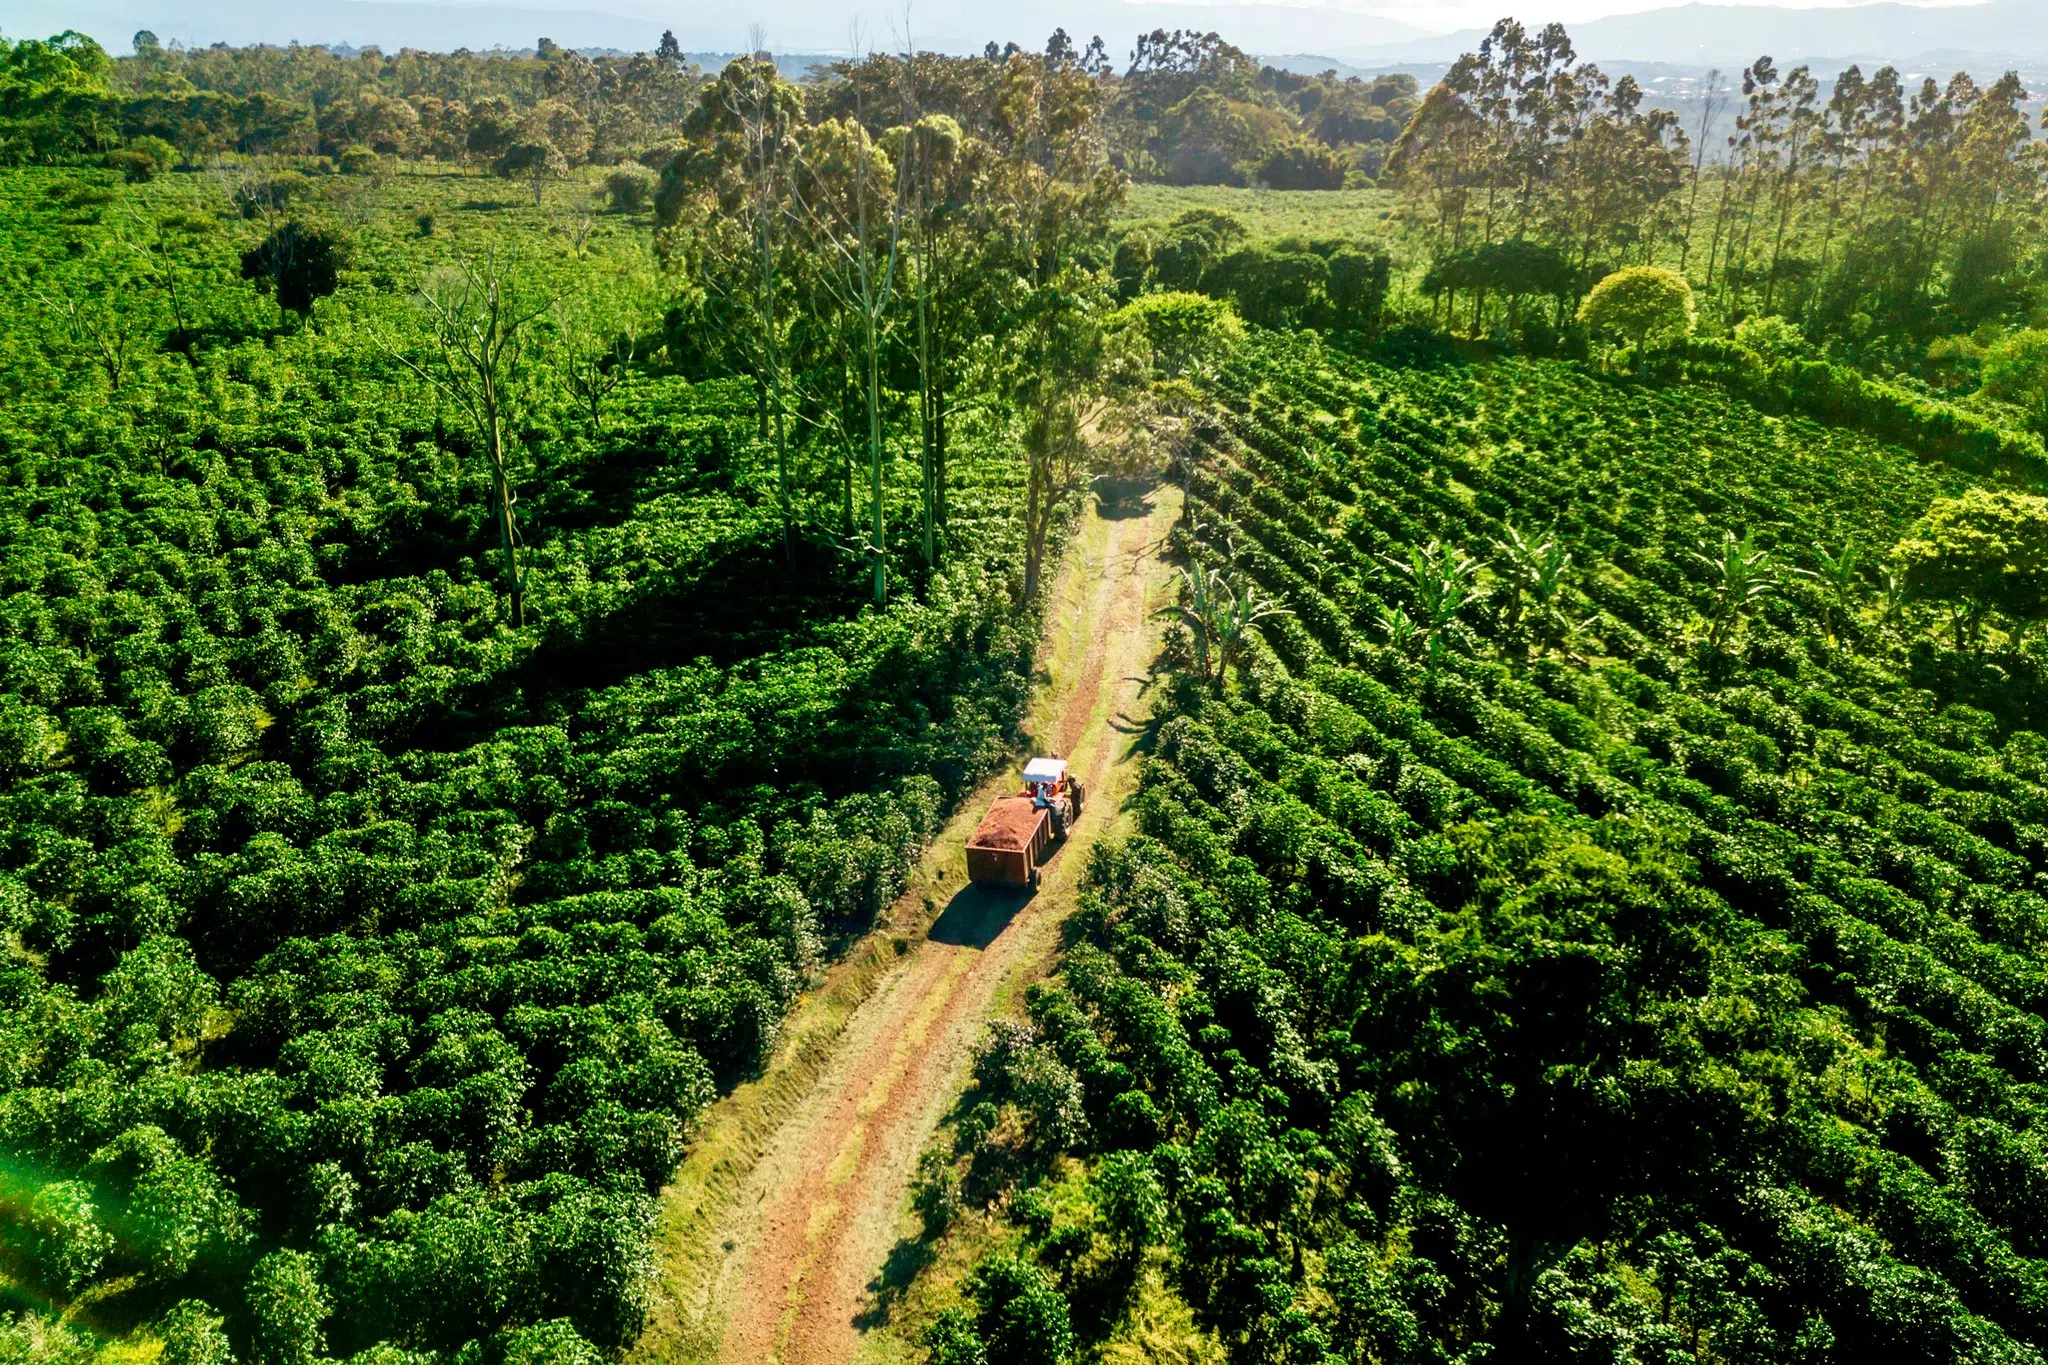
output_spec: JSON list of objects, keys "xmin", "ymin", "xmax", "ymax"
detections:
[
  {"xmin": 1116, "ymin": 211, "xmax": 1392, "ymax": 335},
  {"xmin": 239, "ymin": 220, "xmax": 344, "ymax": 318},
  {"xmin": 1421, "ymin": 239, "xmax": 1578, "ymax": 334},
  {"xmin": 249, "ymin": 1250, "xmax": 330, "ymax": 1365},
  {"xmin": 940, "ymin": 331, "xmax": 2048, "ymax": 1363},
  {"xmin": 1895, "ymin": 489, "xmax": 2048, "ymax": 639},
  {"xmin": 1677, "ymin": 339, "xmax": 2048, "ymax": 481},
  {"xmin": 0, "ymin": 33, "xmax": 120, "ymax": 163},
  {"xmin": 161, "ymin": 1300, "xmax": 235, "ymax": 1365},
  {"xmin": 233, "ymin": 171, "xmax": 312, "ymax": 219},
  {"xmin": 0, "ymin": 160, "xmax": 1053, "ymax": 1365},
  {"xmin": 4, "ymin": 32, "xmax": 700, "ymax": 169},
  {"xmin": 917, "ymin": 1258, "xmax": 1076, "ymax": 1365},
  {"xmin": 965, "ymin": 1257, "xmax": 1075, "ymax": 1365},
  {"xmin": 105, "ymin": 148, "xmax": 158, "ymax": 183},
  {"xmin": 1324, "ymin": 246, "xmax": 1392, "ymax": 333},
  {"xmin": 1256, "ymin": 139, "xmax": 1346, "ymax": 191},
  {"xmin": 603, "ymin": 167, "xmax": 656, "ymax": 213}
]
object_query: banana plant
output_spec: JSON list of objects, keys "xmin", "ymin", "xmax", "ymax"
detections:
[
  {"xmin": 1691, "ymin": 529, "xmax": 1795, "ymax": 647},
  {"xmin": 1534, "ymin": 562, "xmax": 1584, "ymax": 658},
  {"xmin": 1382, "ymin": 539, "xmax": 1484, "ymax": 672},
  {"xmin": 1809, "ymin": 541, "xmax": 1862, "ymax": 642},
  {"xmin": 1373, "ymin": 602, "xmax": 1423, "ymax": 658},
  {"xmin": 1492, "ymin": 522, "xmax": 1576, "ymax": 654},
  {"xmin": 1158, "ymin": 563, "xmax": 1293, "ymax": 691},
  {"xmin": 1879, "ymin": 566, "xmax": 1912, "ymax": 631}
]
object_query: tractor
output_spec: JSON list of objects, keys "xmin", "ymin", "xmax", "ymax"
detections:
[{"xmin": 964, "ymin": 757, "xmax": 1085, "ymax": 888}]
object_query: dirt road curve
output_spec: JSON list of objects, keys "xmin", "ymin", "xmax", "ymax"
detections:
[{"xmin": 628, "ymin": 479, "xmax": 1181, "ymax": 1365}]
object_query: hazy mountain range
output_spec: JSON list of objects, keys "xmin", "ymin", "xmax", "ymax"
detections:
[
  {"xmin": 6, "ymin": 0, "xmax": 2042, "ymax": 68},
  {"xmin": 1332, "ymin": 0, "xmax": 2046, "ymax": 66}
]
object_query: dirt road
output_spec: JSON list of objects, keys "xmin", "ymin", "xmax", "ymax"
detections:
[{"xmin": 627, "ymin": 479, "xmax": 1181, "ymax": 1365}]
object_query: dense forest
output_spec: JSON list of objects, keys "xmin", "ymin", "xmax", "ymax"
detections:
[{"xmin": 1, "ymin": 9, "xmax": 2047, "ymax": 1365}]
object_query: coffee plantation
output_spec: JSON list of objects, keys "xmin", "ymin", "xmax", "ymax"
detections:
[
  {"xmin": 2, "ymin": 13, "xmax": 2047, "ymax": 1365},
  {"xmin": 920, "ymin": 337, "xmax": 2048, "ymax": 1365},
  {"xmin": 0, "ymin": 160, "xmax": 1056, "ymax": 1365}
]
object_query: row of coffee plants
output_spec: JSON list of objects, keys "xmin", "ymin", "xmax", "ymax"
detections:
[
  {"xmin": 921, "ymin": 334, "xmax": 2048, "ymax": 1364},
  {"xmin": 0, "ymin": 164, "xmax": 1059, "ymax": 1365}
]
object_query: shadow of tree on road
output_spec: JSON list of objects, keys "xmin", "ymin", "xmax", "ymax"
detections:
[{"xmin": 852, "ymin": 1227, "xmax": 940, "ymax": 1332}]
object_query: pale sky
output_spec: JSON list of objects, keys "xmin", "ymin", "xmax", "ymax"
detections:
[
  {"xmin": 1168, "ymin": 0, "xmax": 1990, "ymax": 36},
  {"xmin": 27, "ymin": 0, "xmax": 2021, "ymax": 62}
]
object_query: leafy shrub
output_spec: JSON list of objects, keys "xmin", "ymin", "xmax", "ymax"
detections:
[
  {"xmin": 1894, "ymin": 487, "xmax": 2048, "ymax": 634},
  {"xmin": 1578, "ymin": 264, "xmax": 1695, "ymax": 354},
  {"xmin": 604, "ymin": 166, "xmax": 656, "ymax": 212},
  {"xmin": 1983, "ymin": 329, "xmax": 2048, "ymax": 432},
  {"xmin": 104, "ymin": 150, "xmax": 154, "ymax": 182},
  {"xmin": 962, "ymin": 1258, "xmax": 1072, "ymax": 1365},
  {"xmin": 107, "ymin": 138, "xmax": 177, "ymax": 182},
  {"xmin": 1734, "ymin": 313, "xmax": 1813, "ymax": 363},
  {"xmin": 240, "ymin": 221, "xmax": 346, "ymax": 318},
  {"xmin": 1680, "ymin": 337, "xmax": 2048, "ymax": 478},
  {"xmin": 1257, "ymin": 137, "xmax": 1346, "ymax": 190},
  {"xmin": 1110, "ymin": 290, "xmax": 1244, "ymax": 379}
]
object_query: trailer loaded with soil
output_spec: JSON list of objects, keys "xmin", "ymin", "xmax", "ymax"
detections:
[{"xmin": 964, "ymin": 757, "xmax": 1084, "ymax": 888}]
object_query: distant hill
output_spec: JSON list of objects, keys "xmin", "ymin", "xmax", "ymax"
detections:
[
  {"xmin": 10, "ymin": 0, "xmax": 2038, "ymax": 71},
  {"xmin": 1328, "ymin": 0, "xmax": 2046, "ymax": 67}
]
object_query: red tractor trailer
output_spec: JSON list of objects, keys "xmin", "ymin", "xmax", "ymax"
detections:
[{"xmin": 964, "ymin": 757, "xmax": 1084, "ymax": 889}]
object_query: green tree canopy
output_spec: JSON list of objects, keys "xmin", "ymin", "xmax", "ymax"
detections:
[
  {"xmin": 239, "ymin": 222, "xmax": 345, "ymax": 320},
  {"xmin": 1894, "ymin": 486, "xmax": 2048, "ymax": 642},
  {"xmin": 0, "ymin": 32, "xmax": 118, "ymax": 163},
  {"xmin": 1576, "ymin": 264, "xmax": 1695, "ymax": 353},
  {"xmin": 495, "ymin": 138, "xmax": 566, "ymax": 204},
  {"xmin": 1110, "ymin": 289, "xmax": 1244, "ymax": 379},
  {"xmin": 1983, "ymin": 328, "xmax": 2048, "ymax": 432}
]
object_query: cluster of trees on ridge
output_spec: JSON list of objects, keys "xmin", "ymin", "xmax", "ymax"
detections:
[
  {"xmin": 0, "ymin": 29, "xmax": 701, "ymax": 174},
  {"xmin": 0, "ymin": 26, "xmax": 1417, "ymax": 191},
  {"xmin": 1381, "ymin": 19, "xmax": 2046, "ymax": 374}
]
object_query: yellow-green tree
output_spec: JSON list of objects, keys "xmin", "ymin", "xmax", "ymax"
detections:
[
  {"xmin": 1894, "ymin": 487, "xmax": 2048, "ymax": 648},
  {"xmin": 1577, "ymin": 264, "xmax": 1695, "ymax": 363}
]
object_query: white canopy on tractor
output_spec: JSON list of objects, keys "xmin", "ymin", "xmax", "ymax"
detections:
[{"xmin": 1022, "ymin": 757, "xmax": 1068, "ymax": 786}]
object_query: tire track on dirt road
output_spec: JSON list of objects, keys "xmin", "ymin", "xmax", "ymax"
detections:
[{"xmin": 628, "ymin": 479, "xmax": 1181, "ymax": 1365}]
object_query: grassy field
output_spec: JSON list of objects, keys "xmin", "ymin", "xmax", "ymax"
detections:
[{"xmin": 1114, "ymin": 183, "xmax": 1400, "ymax": 243}]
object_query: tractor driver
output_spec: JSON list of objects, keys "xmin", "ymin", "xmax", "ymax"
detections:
[{"xmin": 1033, "ymin": 779, "xmax": 1070, "ymax": 836}]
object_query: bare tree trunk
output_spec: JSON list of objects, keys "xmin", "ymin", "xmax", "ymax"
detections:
[
  {"xmin": 915, "ymin": 245, "xmax": 938, "ymax": 571},
  {"xmin": 1679, "ymin": 73, "xmax": 1723, "ymax": 271},
  {"xmin": 390, "ymin": 249, "xmax": 553, "ymax": 629},
  {"xmin": 1024, "ymin": 438, "xmax": 1051, "ymax": 603},
  {"xmin": 483, "ymin": 378, "xmax": 525, "ymax": 625},
  {"xmin": 867, "ymin": 312, "xmax": 886, "ymax": 606},
  {"xmin": 934, "ymin": 364, "xmax": 949, "ymax": 531}
]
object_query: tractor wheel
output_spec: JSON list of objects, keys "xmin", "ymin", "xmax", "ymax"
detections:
[{"xmin": 1028, "ymin": 865, "xmax": 1041, "ymax": 890}]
